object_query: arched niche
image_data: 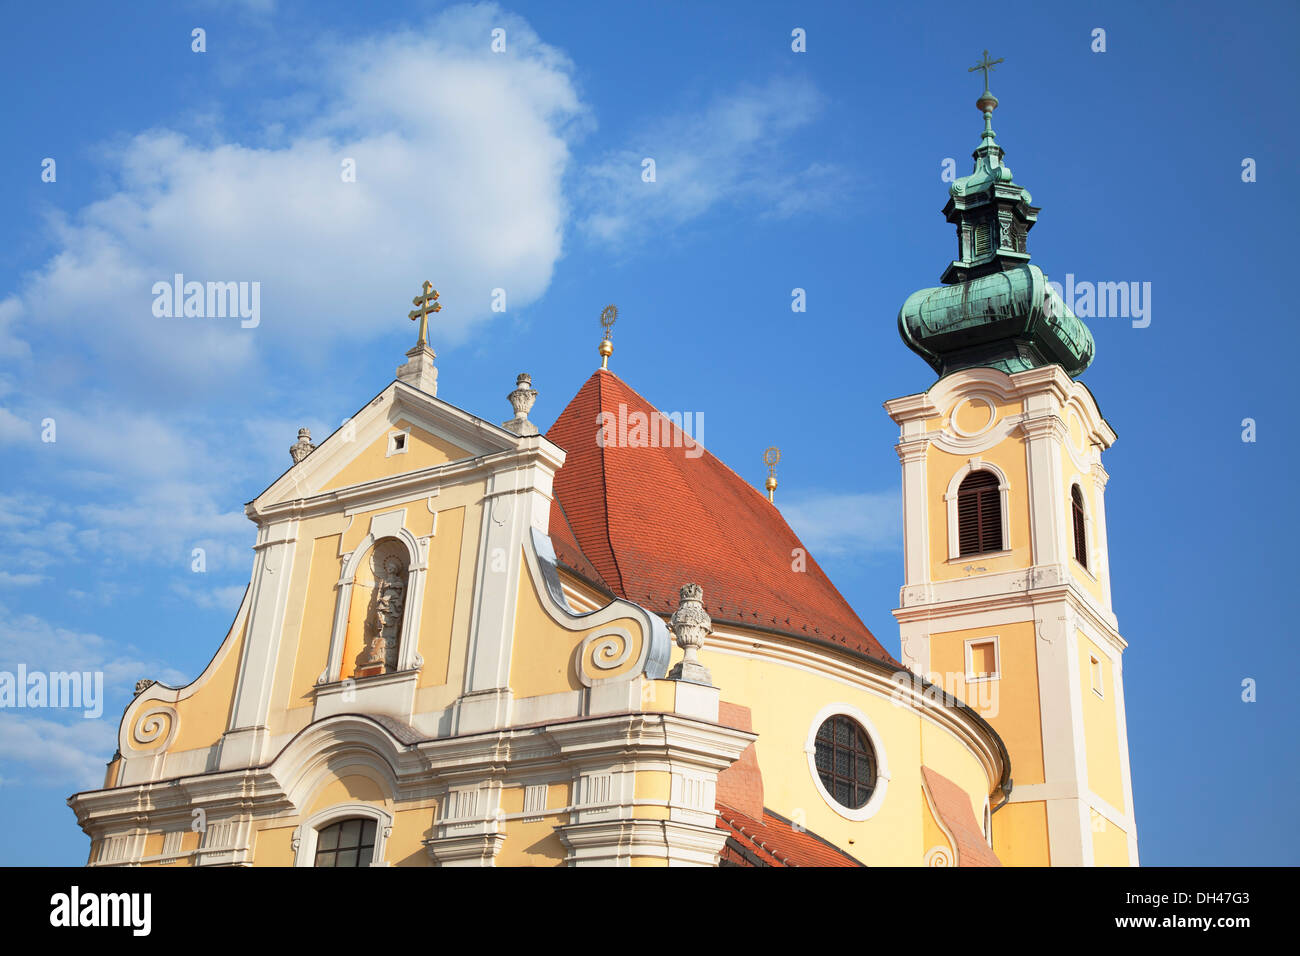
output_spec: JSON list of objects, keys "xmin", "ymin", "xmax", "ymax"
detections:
[{"xmin": 318, "ymin": 527, "xmax": 426, "ymax": 687}]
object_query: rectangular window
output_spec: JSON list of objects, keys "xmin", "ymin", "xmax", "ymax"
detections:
[{"xmin": 1090, "ymin": 655, "xmax": 1104, "ymax": 698}]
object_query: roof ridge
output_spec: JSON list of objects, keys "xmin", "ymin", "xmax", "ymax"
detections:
[
  {"xmin": 547, "ymin": 368, "xmax": 893, "ymax": 663},
  {"xmin": 591, "ymin": 372, "xmax": 627, "ymax": 596},
  {"xmin": 601, "ymin": 371, "xmax": 883, "ymax": 652}
]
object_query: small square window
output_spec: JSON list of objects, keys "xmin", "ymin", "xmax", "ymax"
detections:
[
  {"xmin": 386, "ymin": 430, "xmax": 410, "ymax": 457},
  {"xmin": 965, "ymin": 637, "xmax": 999, "ymax": 682}
]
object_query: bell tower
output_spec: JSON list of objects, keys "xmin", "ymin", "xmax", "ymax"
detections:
[{"xmin": 884, "ymin": 56, "xmax": 1138, "ymax": 866}]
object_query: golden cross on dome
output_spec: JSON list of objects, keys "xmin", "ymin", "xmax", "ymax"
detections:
[
  {"xmin": 408, "ymin": 280, "xmax": 441, "ymax": 349},
  {"xmin": 968, "ymin": 49, "xmax": 1003, "ymax": 92}
]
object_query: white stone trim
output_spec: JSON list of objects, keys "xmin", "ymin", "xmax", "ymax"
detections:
[
  {"xmin": 944, "ymin": 457, "xmax": 1011, "ymax": 561},
  {"xmin": 293, "ymin": 803, "xmax": 394, "ymax": 867},
  {"xmin": 963, "ymin": 634, "xmax": 1001, "ymax": 683},
  {"xmin": 385, "ymin": 428, "xmax": 411, "ymax": 458},
  {"xmin": 804, "ymin": 702, "xmax": 890, "ymax": 822},
  {"xmin": 948, "ymin": 393, "xmax": 998, "ymax": 438}
]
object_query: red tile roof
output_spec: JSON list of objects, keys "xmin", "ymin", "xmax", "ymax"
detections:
[
  {"xmin": 545, "ymin": 369, "xmax": 895, "ymax": 663},
  {"xmin": 717, "ymin": 805, "xmax": 864, "ymax": 867},
  {"xmin": 921, "ymin": 766, "xmax": 1002, "ymax": 867}
]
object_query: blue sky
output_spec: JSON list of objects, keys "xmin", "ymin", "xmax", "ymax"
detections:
[{"xmin": 1, "ymin": 0, "xmax": 1296, "ymax": 866}]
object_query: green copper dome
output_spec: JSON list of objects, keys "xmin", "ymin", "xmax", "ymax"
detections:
[
  {"xmin": 899, "ymin": 57, "xmax": 1094, "ymax": 380},
  {"xmin": 899, "ymin": 264, "xmax": 1094, "ymax": 377}
]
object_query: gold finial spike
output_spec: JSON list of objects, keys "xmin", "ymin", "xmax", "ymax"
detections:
[
  {"xmin": 763, "ymin": 446, "xmax": 781, "ymax": 503},
  {"xmin": 408, "ymin": 280, "xmax": 442, "ymax": 351},
  {"xmin": 598, "ymin": 304, "xmax": 618, "ymax": 369}
]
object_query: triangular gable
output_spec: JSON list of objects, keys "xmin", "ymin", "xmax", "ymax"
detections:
[{"xmin": 250, "ymin": 380, "xmax": 524, "ymax": 511}]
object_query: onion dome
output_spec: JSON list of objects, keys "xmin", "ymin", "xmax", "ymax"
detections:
[{"xmin": 899, "ymin": 53, "xmax": 1095, "ymax": 379}]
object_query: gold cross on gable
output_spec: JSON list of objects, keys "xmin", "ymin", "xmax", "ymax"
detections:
[
  {"xmin": 408, "ymin": 280, "xmax": 441, "ymax": 348},
  {"xmin": 968, "ymin": 49, "xmax": 1004, "ymax": 91}
]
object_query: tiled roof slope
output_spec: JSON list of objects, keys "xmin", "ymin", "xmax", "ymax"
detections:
[
  {"xmin": 545, "ymin": 369, "xmax": 895, "ymax": 664},
  {"xmin": 717, "ymin": 805, "xmax": 864, "ymax": 867},
  {"xmin": 921, "ymin": 766, "xmax": 1003, "ymax": 867}
]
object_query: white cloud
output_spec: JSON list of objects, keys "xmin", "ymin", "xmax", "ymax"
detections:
[
  {"xmin": 782, "ymin": 489, "xmax": 902, "ymax": 558},
  {"xmin": 0, "ymin": 607, "xmax": 186, "ymax": 690},
  {"xmin": 0, "ymin": 714, "xmax": 115, "ymax": 789},
  {"xmin": 9, "ymin": 4, "xmax": 586, "ymax": 391},
  {"xmin": 0, "ymin": 572, "xmax": 45, "ymax": 588},
  {"xmin": 0, "ymin": 607, "xmax": 194, "ymax": 788},
  {"xmin": 0, "ymin": 407, "xmax": 33, "ymax": 443},
  {"xmin": 0, "ymin": 298, "xmax": 29, "ymax": 361},
  {"xmin": 170, "ymin": 581, "xmax": 247, "ymax": 613},
  {"xmin": 578, "ymin": 77, "xmax": 852, "ymax": 244}
]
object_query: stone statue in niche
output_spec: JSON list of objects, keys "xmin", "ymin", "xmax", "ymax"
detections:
[{"xmin": 360, "ymin": 541, "xmax": 408, "ymax": 673}]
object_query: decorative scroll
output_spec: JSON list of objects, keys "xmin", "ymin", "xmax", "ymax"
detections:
[
  {"xmin": 131, "ymin": 705, "xmax": 178, "ymax": 752},
  {"xmin": 924, "ymin": 845, "xmax": 955, "ymax": 867},
  {"xmin": 575, "ymin": 627, "xmax": 639, "ymax": 687}
]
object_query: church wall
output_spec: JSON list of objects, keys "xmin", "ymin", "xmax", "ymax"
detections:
[
  {"xmin": 700, "ymin": 636, "xmax": 997, "ymax": 866},
  {"xmin": 1078, "ymin": 632, "xmax": 1126, "ymax": 813},
  {"xmin": 919, "ymin": 719, "xmax": 991, "ymax": 827},
  {"xmin": 283, "ymin": 532, "xmax": 345, "ymax": 714},
  {"xmin": 925, "ymin": 435, "xmax": 1032, "ymax": 584},
  {"xmin": 1058, "ymin": 412, "xmax": 1108, "ymax": 608},
  {"xmin": 496, "ymin": 784, "xmax": 570, "ymax": 866},
  {"xmin": 307, "ymin": 773, "xmax": 387, "ymax": 814},
  {"xmin": 993, "ymin": 800, "xmax": 1051, "ymax": 866},
  {"xmin": 168, "ymin": 618, "xmax": 247, "ymax": 754},
  {"xmin": 1090, "ymin": 811, "xmax": 1131, "ymax": 867},
  {"xmin": 509, "ymin": 556, "xmax": 646, "ymax": 698},
  {"xmin": 320, "ymin": 418, "xmax": 471, "ymax": 492},
  {"xmin": 251, "ymin": 826, "xmax": 297, "ymax": 867},
  {"xmin": 920, "ymin": 787, "xmax": 956, "ymax": 863},
  {"xmin": 388, "ymin": 806, "xmax": 436, "ymax": 866},
  {"xmin": 929, "ymin": 620, "xmax": 1046, "ymax": 786},
  {"xmin": 270, "ymin": 481, "xmax": 486, "ymax": 740}
]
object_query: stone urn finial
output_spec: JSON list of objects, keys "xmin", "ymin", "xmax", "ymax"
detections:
[
  {"xmin": 290, "ymin": 427, "xmax": 316, "ymax": 464},
  {"xmin": 668, "ymin": 583, "xmax": 713, "ymax": 685},
  {"xmin": 501, "ymin": 373, "xmax": 539, "ymax": 436}
]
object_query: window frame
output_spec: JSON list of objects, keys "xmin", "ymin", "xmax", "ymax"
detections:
[
  {"xmin": 1071, "ymin": 483, "xmax": 1091, "ymax": 571},
  {"xmin": 386, "ymin": 428, "xmax": 411, "ymax": 458},
  {"xmin": 964, "ymin": 635, "xmax": 1001, "ymax": 683},
  {"xmin": 944, "ymin": 459, "xmax": 1011, "ymax": 562},
  {"xmin": 1089, "ymin": 654, "xmax": 1105, "ymax": 699},
  {"xmin": 293, "ymin": 804, "xmax": 393, "ymax": 867},
  {"xmin": 804, "ymin": 704, "xmax": 889, "ymax": 822}
]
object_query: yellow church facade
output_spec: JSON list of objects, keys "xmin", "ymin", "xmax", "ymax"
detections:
[{"xmin": 67, "ymin": 64, "xmax": 1137, "ymax": 868}]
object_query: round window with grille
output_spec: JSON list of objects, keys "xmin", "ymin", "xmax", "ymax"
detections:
[{"xmin": 813, "ymin": 715, "xmax": 878, "ymax": 811}]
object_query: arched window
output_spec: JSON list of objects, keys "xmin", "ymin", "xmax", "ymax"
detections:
[
  {"xmin": 957, "ymin": 470, "xmax": 1003, "ymax": 555},
  {"xmin": 813, "ymin": 715, "xmax": 877, "ymax": 811},
  {"xmin": 1071, "ymin": 485, "xmax": 1088, "ymax": 568},
  {"xmin": 313, "ymin": 818, "xmax": 377, "ymax": 867}
]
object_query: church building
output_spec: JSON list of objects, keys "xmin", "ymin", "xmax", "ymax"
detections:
[{"xmin": 68, "ymin": 60, "xmax": 1138, "ymax": 867}]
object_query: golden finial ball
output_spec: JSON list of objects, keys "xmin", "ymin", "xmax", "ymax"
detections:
[
  {"xmin": 765, "ymin": 475, "xmax": 778, "ymax": 491},
  {"xmin": 598, "ymin": 339, "xmax": 613, "ymax": 358}
]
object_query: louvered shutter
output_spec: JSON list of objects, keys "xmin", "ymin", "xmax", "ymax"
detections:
[
  {"xmin": 958, "ymin": 471, "xmax": 1002, "ymax": 556},
  {"xmin": 1072, "ymin": 485, "xmax": 1088, "ymax": 567}
]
